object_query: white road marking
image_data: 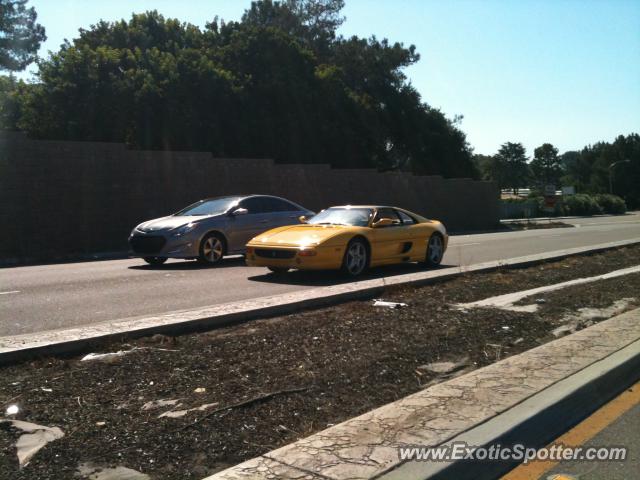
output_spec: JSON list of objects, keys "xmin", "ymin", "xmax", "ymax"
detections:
[
  {"xmin": 452, "ymin": 242, "xmax": 481, "ymax": 247},
  {"xmin": 0, "ymin": 290, "xmax": 20, "ymax": 295},
  {"xmin": 455, "ymin": 265, "xmax": 640, "ymax": 312}
]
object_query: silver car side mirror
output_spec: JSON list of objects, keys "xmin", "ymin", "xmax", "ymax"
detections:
[{"xmin": 231, "ymin": 207, "xmax": 249, "ymax": 216}]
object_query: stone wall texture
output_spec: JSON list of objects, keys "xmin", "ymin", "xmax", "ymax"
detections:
[{"xmin": 0, "ymin": 132, "xmax": 499, "ymax": 261}]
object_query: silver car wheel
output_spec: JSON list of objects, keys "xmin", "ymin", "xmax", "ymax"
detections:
[
  {"xmin": 427, "ymin": 234, "xmax": 443, "ymax": 264},
  {"xmin": 200, "ymin": 234, "xmax": 224, "ymax": 264},
  {"xmin": 345, "ymin": 241, "xmax": 367, "ymax": 276}
]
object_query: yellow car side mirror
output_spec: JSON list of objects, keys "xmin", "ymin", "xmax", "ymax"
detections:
[
  {"xmin": 299, "ymin": 215, "xmax": 308, "ymax": 223},
  {"xmin": 372, "ymin": 218, "xmax": 394, "ymax": 228}
]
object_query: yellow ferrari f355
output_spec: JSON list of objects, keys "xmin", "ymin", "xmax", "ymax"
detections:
[{"xmin": 245, "ymin": 205, "xmax": 448, "ymax": 276}]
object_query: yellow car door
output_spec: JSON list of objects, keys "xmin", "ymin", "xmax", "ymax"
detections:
[
  {"xmin": 395, "ymin": 209, "xmax": 429, "ymax": 260},
  {"xmin": 369, "ymin": 208, "xmax": 413, "ymax": 264}
]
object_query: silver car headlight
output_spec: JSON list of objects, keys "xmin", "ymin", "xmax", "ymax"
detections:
[{"xmin": 172, "ymin": 223, "xmax": 197, "ymax": 237}]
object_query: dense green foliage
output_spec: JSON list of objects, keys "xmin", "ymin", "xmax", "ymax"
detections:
[
  {"xmin": 1, "ymin": 1, "xmax": 476, "ymax": 176},
  {"xmin": 562, "ymin": 193, "xmax": 603, "ymax": 216},
  {"xmin": 0, "ymin": 73, "xmax": 26, "ymax": 127},
  {"xmin": 501, "ymin": 193, "xmax": 626, "ymax": 219},
  {"xmin": 0, "ymin": 0, "xmax": 45, "ymax": 71},
  {"xmin": 480, "ymin": 142, "xmax": 530, "ymax": 193},
  {"xmin": 476, "ymin": 134, "xmax": 639, "ymax": 208},
  {"xmin": 561, "ymin": 134, "xmax": 640, "ymax": 208},
  {"xmin": 593, "ymin": 194, "xmax": 627, "ymax": 215},
  {"xmin": 530, "ymin": 143, "xmax": 562, "ymax": 187}
]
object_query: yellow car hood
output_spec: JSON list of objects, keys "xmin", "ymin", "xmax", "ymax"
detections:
[{"xmin": 250, "ymin": 224, "xmax": 347, "ymax": 247}]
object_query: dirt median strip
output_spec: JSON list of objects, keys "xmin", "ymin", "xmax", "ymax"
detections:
[
  {"xmin": 454, "ymin": 264, "xmax": 640, "ymax": 312},
  {"xmin": 1, "ymin": 244, "xmax": 639, "ymax": 479},
  {"xmin": 504, "ymin": 220, "xmax": 574, "ymax": 230}
]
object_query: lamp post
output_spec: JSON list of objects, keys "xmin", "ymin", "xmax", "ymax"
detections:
[{"xmin": 609, "ymin": 159, "xmax": 630, "ymax": 194}]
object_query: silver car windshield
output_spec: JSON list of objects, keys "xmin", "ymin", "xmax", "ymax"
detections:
[
  {"xmin": 307, "ymin": 208, "xmax": 373, "ymax": 227},
  {"xmin": 175, "ymin": 197, "xmax": 241, "ymax": 216}
]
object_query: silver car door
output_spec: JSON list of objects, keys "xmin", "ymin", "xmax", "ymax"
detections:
[{"xmin": 228, "ymin": 197, "xmax": 271, "ymax": 251}]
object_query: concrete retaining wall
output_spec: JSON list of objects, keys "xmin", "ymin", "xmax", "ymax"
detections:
[{"xmin": 0, "ymin": 132, "xmax": 499, "ymax": 262}]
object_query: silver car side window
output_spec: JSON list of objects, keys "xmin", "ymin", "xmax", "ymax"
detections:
[
  {"xmin": 266, "ymin": 198, "xmax": 299, "ymax": 212},
  {"xmin": 239, "ymin": 197, "xmax": 270, "ymax": 214}
]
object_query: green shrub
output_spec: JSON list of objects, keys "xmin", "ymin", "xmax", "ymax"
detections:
[
  {"xmin": 563, "ymin": 194, "xmax": 602, "ymax": 216},
  {"xmin": 594, "ymin": 194, "xmax": 627, "ymax": 214}
]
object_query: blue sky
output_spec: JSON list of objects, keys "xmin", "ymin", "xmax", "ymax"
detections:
[{"xmin": 16, "ymin": 0, "xmax": 640, "ymax": 155}]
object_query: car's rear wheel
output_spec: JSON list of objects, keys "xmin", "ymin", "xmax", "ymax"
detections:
[
  {"xmin": 423, "ymin": 232, "xmax": 444, "ymax": 267},
  {"xmin": 341, "ymin": 238, "xmax": 369, "ymax": 277},
  {"xmin": 268, "ymin": 267, "xmax": 289, "ymax": 275},
  {"xmin": 198, "ymin": 233, "xmax": 225, "ymax": 265},
  {"xmin": 143, "ymin": 256, "xmax": 167, "ymax": 266}
]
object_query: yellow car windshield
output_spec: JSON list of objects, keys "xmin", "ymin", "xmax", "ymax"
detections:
[{"xmin": 307, "ymin": 208, "xmax": 373, "ymax": 227}]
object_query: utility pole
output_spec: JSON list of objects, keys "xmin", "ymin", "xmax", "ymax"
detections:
[{"xmin": 609, "ymin": 159, "xmax": 630, "ymax": 194}]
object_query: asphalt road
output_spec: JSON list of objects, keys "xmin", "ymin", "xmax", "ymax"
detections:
[
  {"xmin": 1, "ymin": 213, "xmax": 639, "ymax": 336},
  {"xmin": 545, "ymin": 403, "xmax": 639, "ymax": 480},
  {"xmin": 503, "ymin": 379, "xmax": 640, "ymax": 480}
]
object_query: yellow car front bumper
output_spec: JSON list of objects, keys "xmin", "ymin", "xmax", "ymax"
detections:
[{"xmin": 245, "ymin": 245, "xmax": 344, "ymax": 270}]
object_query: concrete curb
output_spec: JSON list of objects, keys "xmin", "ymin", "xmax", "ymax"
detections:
[
  {"xmin": 0, "ymin": 251, "xmax": 129, "ymax": 268},
  {"xmin": 204, "ymin": 308, "xmax": 640, "ymax": 480},
  {"xmin": 1, "ymin": 237, "xmax": 639, "ymax": 365},
  {"xmin": 500, "ymin": 213, "xmax": 634, "ymax": 223}
]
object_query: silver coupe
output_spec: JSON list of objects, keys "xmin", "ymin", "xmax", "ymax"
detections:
[{"xmin": 129, "ymin": 195, "xmax": 314, "ymax": 265}]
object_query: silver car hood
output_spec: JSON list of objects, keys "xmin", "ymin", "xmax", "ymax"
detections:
[{"xmin": 137, "ymin": 215, "xmax": 220, "ymax": 232}]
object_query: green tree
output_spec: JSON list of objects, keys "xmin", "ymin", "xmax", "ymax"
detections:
[
  {"xmin": 472, "ymin": 153, "xmax": 494, "ymax": 180},
  {"xmin": 560, "ymin": 134, "xmax": 639, "ymax": 208},
  {"xmin": 530, "ymin": 143, "xmax": 562, "ymax": 187},
  {"xmin": 0, "ymin": 0, "xmax": 46, "ymax": 71},
  {"xmin": 14, "ymin": 3, "xmax": 478, "ymax": 178},
  {"xmin": 241, "ymin": 0, "xmax": 344, "ymax": 58},
  {"xmin": 486, "ymin": 142, "xmax": 530, "ymax": 193},
  {"xmin": 607, "ymin": 134, "xmax": 639, "ymax": 207},
  {"xmin": 560, "ymin": 150, "xmax": 589, "ymax": 191},
  {"xmin": 0, "ymin": 73, "xmax": 26, "ymax": 128}
]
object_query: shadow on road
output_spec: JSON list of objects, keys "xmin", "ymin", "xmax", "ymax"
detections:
[
  {"xmin": 248, "ymin": 262, "xmax": 454, "ymax": 286},
  {"xmin": 128, "ymin": 256, "xmax": 246, "ymax": 270}
]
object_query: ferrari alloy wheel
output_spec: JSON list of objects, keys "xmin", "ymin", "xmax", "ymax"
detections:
[
  {"xmin": 198, "ymin": 233, "xmax": 225, "ymax": 265},
  {"xmin": 342, "ymin": 239, "xmax": 368, "ymax": 277},
  {"xmin": 425, "ymin": 233, "xmax": 444, "ymax": 266},
  {"xmin": 143, "ymin": 256, "xmax": 167, "ymax": 266}
]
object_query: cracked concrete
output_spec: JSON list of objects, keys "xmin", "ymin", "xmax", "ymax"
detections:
[{"xmin": 204, "ymin": 308, "xmax": 640, "ymax": 480}]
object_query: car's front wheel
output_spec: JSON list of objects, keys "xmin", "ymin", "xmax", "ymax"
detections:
[
  {"xmin": 143, "ymin": 256, "xmax": 167, "ymax": 266},
  {"xmin": 423, "ymin": 233, "xmax": 444, "ymax": 267},
  {"xmin": 341, "ymin": 238, "xmax": 369, "ymax": 277},
  {"xmin": 198, "ymin": 233, "xmax": 225, "ymax": 265}
]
